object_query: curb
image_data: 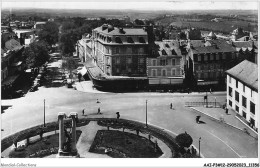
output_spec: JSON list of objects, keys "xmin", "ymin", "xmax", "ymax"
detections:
[
  {"xmin": 235, "ymin": 116, "xmax": 258, "ymax": 137},
  {"xmin": 190, "ymin": 107, "xmax": 245, "ymax": 133}
]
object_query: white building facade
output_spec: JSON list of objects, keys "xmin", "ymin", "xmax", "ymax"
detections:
[{"xmin": 226, "ymin": 60, "xmax": 258, "ymax": 132}]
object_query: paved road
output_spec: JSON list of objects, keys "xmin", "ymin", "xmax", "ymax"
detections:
[{"xmin": 1, "ymin": 60, "xmax": 257, "ymax": 158}]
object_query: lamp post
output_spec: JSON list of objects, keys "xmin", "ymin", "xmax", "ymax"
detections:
[
  {"xmin": 44, "ymin": 99, "xmax": 46, "ymax": 127},
  {"xmin": 146, "ymin": 100, "xmax": 148, "ymax": 127},
  {"xmin": 199, "ymin": 137, "xmax": 201, "ymax": 157}
]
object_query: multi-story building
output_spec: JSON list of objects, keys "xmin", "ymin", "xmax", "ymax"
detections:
[
  {"xmin": 186, "ymin": 39, "xmax": 237, "ymax": 88},
  {"xmin": 1, "ymin": 38, "xmax": 24, "ymax": 98},
  {"xmin": 76, "ymin": 34, "xmax": 92, "ymax": 63},
  {"xmin": 147, "ymin": 40, "xmax": 185, "ymax": 87},
  {"xmin": 229, "ymin": 40, "xmax": 258, "ymax": 65},
  {"xmin": 92, "ymin": 24, "xmax": 148, "ymax": 77},
  {"xmin": 226, "ymin": 60, "xmax": 258, "ymax": 132}
]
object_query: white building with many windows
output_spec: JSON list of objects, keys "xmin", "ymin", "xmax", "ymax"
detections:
[{"xmin": 226, "ymin": 60, "xmax": 258, "ymax": 132}]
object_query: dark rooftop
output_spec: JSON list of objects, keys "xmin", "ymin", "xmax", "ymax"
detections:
[{"xmin": 226, "ymin": 60, "xmax": 258, "ymax": 91}]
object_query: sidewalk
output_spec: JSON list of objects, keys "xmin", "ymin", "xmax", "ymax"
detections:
[
  {"xmin": 74, "ymin": 81, "xmax": 106, "ymax": 94},
  {"xmin": 191, "ymin": 106, "xmax": 258, "ymax": 138}
]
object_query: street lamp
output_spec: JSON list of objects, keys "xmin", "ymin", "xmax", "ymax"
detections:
[
  {"xmin": 43, "ymin": 99, "xmax": 46, "ymax": 127},
  {"xmin": 199, "ymin": 137, "xmax": 201, "ymax": 157},
  {"xmin": 145, "ymin": 100, "xmax": 148, "ymax": 127}
]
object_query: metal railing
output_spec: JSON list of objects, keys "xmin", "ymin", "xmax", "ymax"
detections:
[{"xmin": 185, "ymin": 102, "xmax": 221, "ymax": 108}]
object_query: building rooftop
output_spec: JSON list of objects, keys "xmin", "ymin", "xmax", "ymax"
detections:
[
  {"xmin": 192, "ymin": 39, "xmax": 236, "ymax": 54},
  {"xmin": 154, "ymin": 40, "xmax": 182, "ymax": 57},
  {"xmin": 5, "ymin": 39, "xmax": 23, "ymax": 51},
  {"xmin": 226, "ymin": 60, "xmax": 258, "ymax": 91},
  {"xmin": 94, "ymin": 25, "xmax": 147, "ymax": 36}
]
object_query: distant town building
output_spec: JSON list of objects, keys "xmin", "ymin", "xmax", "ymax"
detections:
[
  {"xmin": 231, "ymin": 27, "xmax": 250, "ymax": 41},
  {"xmin": 13, "ymin": 29, "xmax": 36, "ymax": 46},
  {"xmin": 185, "ymin": 28, "xmax": 202, "ymax": 40},
  {"xmin": 226, "ymin": 60, "xmax": 258, "ymax": 132},
  {"xmin": 92, "ymin": 24, "xmax": 149, "ymax": 77},
  {"xmin": 33, "ymin": 22, "xmax": 46, "ymax": 29},
  {"xmin": 147, "ymin": 40, "xmax": 185, "ymax": 87}
]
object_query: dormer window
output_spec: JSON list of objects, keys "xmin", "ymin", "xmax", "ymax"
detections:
[
  {"xmin": 107, "ymin": 37, "xmax": 112, "ymax": 43},
  {"xmin": 139, "ymin": 37, "xmax": 146, "ymax": 43},
  {"xmin": 127, "ymin": 37, "xmax": 134, "ymax": 43},
  {"xmin": 162, "ymin": 49, "xmax": 167, "ymax": 55},
  {"xmin": 115, "ymin": 36, "xmax": 122, "ymax": 43},
  {"xmin": 172, "ymin": 49, "xmax": 177, "ymax": 55},
  {"xmin": 165, "ymin": 43, "xmax": 170, "ymax": 48}
]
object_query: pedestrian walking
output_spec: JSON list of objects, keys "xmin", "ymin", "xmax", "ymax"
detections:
[
  {"xmin": 196, "ymin": 115, "xmax": 201, "ymax": 124},
  {"xmin": 225, "ymin": 107, "xmax": 229, "ymax": 115},
  {"xmin": 170, "ymin": 103, "xmax": 172, "ymax": 109},
  {"xmin": 82, "ymin": 109, "xmax": 85, "ymax": 116},
  {"xmin": 97, "ymin": 107, "xmax": 101, "ymax": 114}
]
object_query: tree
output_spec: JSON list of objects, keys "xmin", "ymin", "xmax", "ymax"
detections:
[
  {"xmin": 61, "ymin": 56, "xmax": 78, "ymax": 79},
  {"xmin": 22, "ymin": 41, "xmax": 49, "ymax": 68},
  {"xmin": 176, "ymin": 132, "xmax": 193, "ymax": 148},
  {"xmin": 59, "ymin": 31, "xmax": 78, "ymax": 55},
  {"xmin": 134, "ymin": 19, "xmax": 145, "ymax": 25},
  {"xmin": 38, "ymin": 22, "xmax": 59, "ymax": 47}
]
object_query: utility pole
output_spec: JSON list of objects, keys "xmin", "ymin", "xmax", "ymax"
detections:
[
  {"xmin": 206, "ymin": 90, "xmax": 208, "ymax": 108},
  {"xmin": 44, "ymin": 99, "xmax": 46, "ymax": 127},
  {"xmin": 199, "ymin": 137, "xmax": 201, "ymax": 157},
  {"xmin": 146, "ymin": 100, "xmax": 148, "ymax": 127}
]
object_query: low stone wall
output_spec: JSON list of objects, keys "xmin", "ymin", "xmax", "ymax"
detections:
[{"xmin": 2, "ymin": 118, "xmax": 187, "ymax": 158}]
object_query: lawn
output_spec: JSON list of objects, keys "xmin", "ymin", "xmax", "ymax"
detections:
[{"xmin": 89, "ymin": 130, "xmax": 163, "ymax": 158}]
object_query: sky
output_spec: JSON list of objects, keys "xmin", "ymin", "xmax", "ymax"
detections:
[{"xmin": 1, "ymin": 1, "xmax": 258, "ymax": 10}]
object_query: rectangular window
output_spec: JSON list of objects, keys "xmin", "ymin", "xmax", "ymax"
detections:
[
  {"xmin": 222, "ymin": 53, "xmax": 226, "ymax": 59},
  {"xmin": 250, "ymin": 118, "xmax": 255, "ymax": 127},
  {"xmin": 128, "ymin": 68, "xmax": 132, "ymax": 73},
  {"xmin": 250, "ymin": 102, "xmax": 255, "ymax": 114},
  {"xmin": 204, "ymin": 72, "xmax": 208, "ymax": 79},
  {"xmin": 242, "ymin": 96, "xmax": 247, "ymax": 108},
  {"xmin": 172, "ymin": 59, "xmax": 176, "ymax": 66},
  {"xmin": 151, "ymin": 69, "xmax": 157, "ymax": 76},
  {"xmin": 242, "ymin": 111, "xmax": 246, "ymax": 119},
  {"xmin": 229, "ymin": 75, "xmax": 231, "ymax": 83},
  {"xmin": 152, "ymin": 59, "xmax": 157, "ymax": 66},
  {"xmin": 171, "ymin": 69, "xmax": 176, "ymax": 76},
  {"xmin": 243, "ymin": 84, "xmax": 245, "ymax": 92},
  {"xmin": 162, "ymin": 69, "xmax": 167, "ymax": 76},
  {"xmin": 115, "ymin": 47, "xmax": 119, "ymax": 54},
  {"xmin": 229, "ymin": 87, "xmax": 232, "ymax": 97},
  {"xmin": 133, "ymin": 48, "xmax": 138, "ymax": 54},
  {"xmin": 236, "ymin": 80, "xmax": 238, "ymax": 88},
  {"xmin": 127, "ymin": 57, "xmax": 132, "ymax": 64},
  {"xmin": 216, "ymin": 53, "xmax": 219, "ymax": 60},
  {"xmin": 235, "ymin": 105, "xmax": 239, "ymax": 112},
  {"xmin": 198, "ymin": 55, "xmax": 201, "ymax": 62},
  {"xmin": 116, "ymin": 57, "xmax": 120, "ymax": 64},
  {"xmin": 126, "ymin": 47, "xmax": 132, "ymax": 54},
  {"xmin": 116, "ymin": 68, "xmax": 120, "ymax": 73},
  {"xmin": 160, "ymin": 59, "xmax": 166, "ymax": 66},
  {"xmin": 229, "ymin": 100, "xmax": 232, "ymax": 107},
  {"xmin": 139, "ymin": 58, "xmax": 144, "ymax": 64},
  {"xmin": 251, "ymin": 90, "xmax": 253, "ymax": 97},
  {"xmin": 235, "ymin": 91, "xmax": 239, "ymax": 102},
  {"xmin": 210, "ymin": 54, "xmax": 214, "ymax": 60},
  {"xmin": 204, "ymin": 55, "xmax": 208, "ymax": 61}
]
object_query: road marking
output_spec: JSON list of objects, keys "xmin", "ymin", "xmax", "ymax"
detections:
[{"xmin": 207, "ymin": 131, "xmax": 241, "ymax": 158}]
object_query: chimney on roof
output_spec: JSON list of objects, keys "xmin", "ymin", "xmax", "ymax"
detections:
[
  {"xmin": 119, "ymin": 27, "xmax": 125, "ymax": 34},
  {"xmin": 102, "ymin": 24, "xmax": 108, "ymax": 31}
]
